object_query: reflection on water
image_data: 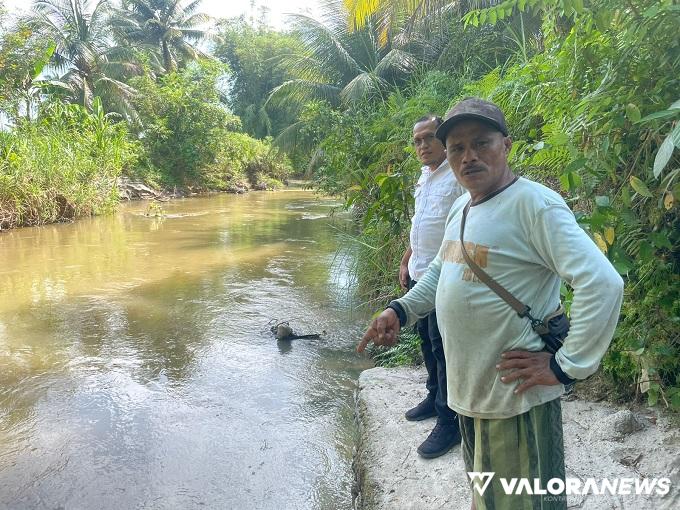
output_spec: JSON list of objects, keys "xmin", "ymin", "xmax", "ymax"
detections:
[{"xmin": 0, "ymin": 190, "xmax": 372, "ymax": 510}]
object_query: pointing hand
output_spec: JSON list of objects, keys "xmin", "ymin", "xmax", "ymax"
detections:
[{"xmin": 357, "ymin": 308, "xmax": 401, "ymax": 353}]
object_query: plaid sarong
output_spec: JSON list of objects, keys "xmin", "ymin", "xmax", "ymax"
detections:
[{"xmin": 460, "ymin": 398, "xmax": 567, "ymax": 510}]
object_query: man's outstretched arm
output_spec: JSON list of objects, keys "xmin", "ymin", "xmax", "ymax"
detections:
[{"xmin": 357, "ymin": 255, "xmax": 442, "ymax": 352}]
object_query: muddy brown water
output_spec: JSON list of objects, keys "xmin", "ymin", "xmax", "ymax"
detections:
[{"xmin": 0, "ymin": 190, "xmax": 373, "ymax": 510}]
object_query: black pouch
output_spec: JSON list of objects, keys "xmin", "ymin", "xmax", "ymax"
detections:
[{"xmin": 531, "ymin": 305, "xmax": 570, "ymax": 355}]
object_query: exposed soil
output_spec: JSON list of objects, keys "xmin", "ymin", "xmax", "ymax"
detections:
[{"xmin": 353, "ymin": 367, "xmax": 680, "ymax": 510}]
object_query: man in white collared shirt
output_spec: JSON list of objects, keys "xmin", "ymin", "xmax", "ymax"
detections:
[{"xmin": 398, "ymin": 114, "xmax": 465, "ymax": 458}]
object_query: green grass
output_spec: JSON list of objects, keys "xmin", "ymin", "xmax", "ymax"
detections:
[
  {"xmin": 371, "ymin": 330, "xmax": 423, "ymax": 368},
  {"xmin": 0, "ymin": 106, "xmax": 138, "ymax": 230},
  {"xmin": 0, "ymin": 102, "xmax": 292, "ymax": 231}
]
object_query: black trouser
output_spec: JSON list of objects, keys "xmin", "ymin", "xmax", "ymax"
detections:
[{"xmin": 411, "ymin": 279, "xmax": 457, "ymax": 424}]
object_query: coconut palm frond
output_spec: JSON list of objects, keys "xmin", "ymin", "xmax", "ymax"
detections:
[
  {"xmin": 274, "ymin": 53, "xmax": 333, "ymax": 83},
  {"xmin": 274, "ymin": 0, "xmax": 420, "ymax": 112},
  {"xmin": 272, "ymin": 118, "xmax": 324, "ymax": 156},
  {"xmin": 28, "ymin": 0, "xmax": 145, "ymax": 120},
  {"xmin": 340, "ymin": 72, "xmax": 387, "ymax": 104},
  {"xmin": 288, "ymin": 13, "xmax": 362, "ymax": 78},
  {"xmin": 111, "ymin": 0, "xmax": 211, "ymax": 72},
  {"xmin": 181, "ymin": 0, "xmax": 205, "ymax": 17},
  {"xmin": 180, "ymin": 12, "xmax": 211, "ymax": 30},
  {"xmin": 267, "ymin": 79, "xmax": 342, "ymax": 108},
  {"xmin": 343, "ymin": 0, "xmax": 451, "ymax": 38},
  {"xmin": 374, "ymin": 48, "xmax": 417, "ymax": 78},
  {"xmin": 94, "ymin": 75, "xmax": 139, "ymax": 123},
  {"xmin": 178, "ymin": 27, "xmax": 212, "ymax": 42}
]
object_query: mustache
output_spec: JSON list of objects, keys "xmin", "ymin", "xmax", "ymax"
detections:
[{"xmin": 461, "ymin": 165, "xmax": 485, "ymax": 175}]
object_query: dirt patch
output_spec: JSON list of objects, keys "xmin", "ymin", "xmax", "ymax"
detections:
[{"xmin": 354, "ymin": 367, "xmax": 680, "ymax": 510}]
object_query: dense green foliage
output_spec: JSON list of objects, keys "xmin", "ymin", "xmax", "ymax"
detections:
[
  {"xmin": 213, "ymin": 19, "xmax": 300, "ymax": 139},
  {"xmin": 0, "ymin": 98, "xmax": 138, "ymax": 229},
  {"xmin": 129, "ymin": 60, "xmax": 291, "ymax": 189},
  {"xmin": 300, "ymin": 0, "xmax": 679, "ymax": 408},
  {"xmin": 0, "ymin": 17, "xmax": 55, "ymax": 119},
  {"xmin": 0, "ymin": 0, "xmax": 291, "ymax": 232},
  {"xmin": 130, "ymin": 60, "xmax": 237, "ymax": 186}
]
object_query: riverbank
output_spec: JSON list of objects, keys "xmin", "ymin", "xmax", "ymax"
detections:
[
  {"xmin": 0, "ymin": 175, "xmax": 291, "ymax": 232},
  {"xmin": 353, "ymin": 367, "xmax": 680, "ymax": 510},
  {"xmin": 0, "ymin": 93, "xmax": 292, "ymax": 233},
  {"xmin": 117, "ymin": 176, "xmax": 286, "ymax": 201}
]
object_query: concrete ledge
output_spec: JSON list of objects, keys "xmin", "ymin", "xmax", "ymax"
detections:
[{"xmin": 353, "ymin": 367, "xmax": 680, "ymax": 510}]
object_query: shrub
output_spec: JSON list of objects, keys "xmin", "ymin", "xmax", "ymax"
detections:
[
  {"xmin": 313, "ymin": 1, "xmax": 680, "ymax": 408},
  {"xmin": 0, "ymin": 99, "xmax": 139, "ymax": 229},
  {"xmin": 130, "ymin": 60, "xmax": 291, "ymax": 190}
]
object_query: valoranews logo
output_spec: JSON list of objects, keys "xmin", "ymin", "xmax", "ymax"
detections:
[{"xmin": 467, "ymin": 472, "xmax": 671, "ymax": 496}]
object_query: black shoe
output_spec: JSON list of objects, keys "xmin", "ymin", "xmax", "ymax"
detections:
[
  {"xmin": 404, "ymin": 397, "xmax": 437, "ymax": 422},
  {"xmin": 417, "ymin": 419, "xmax": 461, "ymax": 459}
]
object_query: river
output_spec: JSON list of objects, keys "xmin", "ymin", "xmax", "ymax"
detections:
[{"xmin": 0, "ymin": 190, "xmax": 373, "ymax": 510}]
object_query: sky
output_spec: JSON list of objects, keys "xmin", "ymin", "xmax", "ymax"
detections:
[{"xmin": 4, "ymin": 0, "xmax": 321, "ymax": 29}]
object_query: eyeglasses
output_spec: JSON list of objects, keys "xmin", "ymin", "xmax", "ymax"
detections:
[{"xmin": 412, "ymin": 133, "xmax": 436, "ymax": 147}]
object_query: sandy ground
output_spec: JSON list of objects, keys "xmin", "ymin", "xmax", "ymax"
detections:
[{"xmin": 353, "ymin": 367, "xmax": 680, "ymax": 510}]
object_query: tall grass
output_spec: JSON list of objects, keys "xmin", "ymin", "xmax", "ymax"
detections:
[
  {"xmin": 343, "ymin": 222, "xmax": 406, "ymax": 309},
  {"xmin": 0, "ymin": 102, "xmax": 139, "ymax": 230},
  {"xmin": 372, "ymin": 331, "xmax": 423, "ymax": 367}
]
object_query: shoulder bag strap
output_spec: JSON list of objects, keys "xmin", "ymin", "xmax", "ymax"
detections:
[{"xmin": 459, "ymin": 200, "xmax": 532, "ymax": 319}]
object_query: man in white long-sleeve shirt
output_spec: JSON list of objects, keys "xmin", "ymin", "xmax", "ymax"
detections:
[
  {"xmin": 358, "ymin": 98, "xmax": 624, "ymax": 510},
  {"xmin": 399, "ymin": 114, "xmax": 465, "ymax": 459}
]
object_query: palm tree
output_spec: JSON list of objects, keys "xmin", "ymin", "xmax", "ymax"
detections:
[
  {"xmin": 112, "ymin": 0, "xmax": 211, "ymax": 73},
  {"xmin": 343, "ymin": 0, "xmax": 499, "ymax": 32},
  {"xmin": 267, "ymin": 0, "xmax": 419, "ymax": 110},
  {"xmin": 344, "ymin": 0, "xmax": 543, "ymax": 75},
  {"xmin": 29, "ymin": 0, "xmax": 139, "ymax": 117},
  {"xmin": 264, "ymin": 0, "xmax": 425, "ymax": 158},
  {"xmin": 344, "ymin": 0, "xmax": 542, "ymax": 63}
]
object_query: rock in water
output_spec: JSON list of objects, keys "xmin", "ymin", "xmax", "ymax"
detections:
[{"xmin": 276, "ymin": 323, "xmax": 293, "ymax": 340}]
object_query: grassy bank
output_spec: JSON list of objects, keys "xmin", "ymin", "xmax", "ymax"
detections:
[
  {"xmin": 0, "ymin": 100, "xmax": 137, "ymax": 230},
  {"xmin": 0, "ymin": 64, "xmax": 293, "ymax": 231},
  {"xmin": 0, "ymin": 113, "xmax": 291, "ymax": 231},
  {"xmin": 371, "ymin": 331, "xmax": 422, "ymax": 368}
]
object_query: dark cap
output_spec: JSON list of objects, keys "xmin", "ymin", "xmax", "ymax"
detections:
[{"xmin": 435, "ymin": 98, "xmax": 509, "ymax": 144}]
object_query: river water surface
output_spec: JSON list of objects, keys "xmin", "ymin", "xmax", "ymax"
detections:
[{"xmin": 0, "ymin": 190, "xmax": 372, "ymax": 510}]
